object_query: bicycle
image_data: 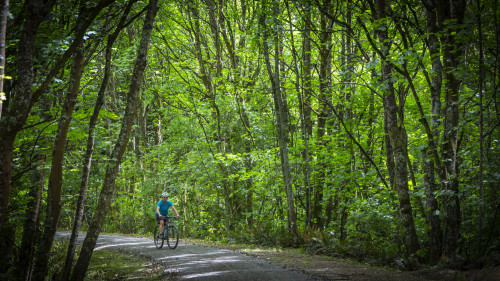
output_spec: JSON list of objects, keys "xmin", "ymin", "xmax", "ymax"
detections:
[{"xmin": 154, "ymin": 216, "xmax": 179, "ymax": 249}]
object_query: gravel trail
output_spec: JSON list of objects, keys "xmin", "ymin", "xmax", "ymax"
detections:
[{"xmin": 56, "ymin": 232, "xmax": 325, "ymax": 281}]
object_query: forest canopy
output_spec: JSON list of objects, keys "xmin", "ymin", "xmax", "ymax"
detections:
[{"xmin": 0, "ymin": 0, "xmax": 499, "ymax": 279}]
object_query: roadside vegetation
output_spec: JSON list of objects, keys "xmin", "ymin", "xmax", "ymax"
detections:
[{"xmin": 46, "ymin": 240, "xmax": 172, "ymax": 281}]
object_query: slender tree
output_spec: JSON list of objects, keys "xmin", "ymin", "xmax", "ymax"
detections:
[
  {"xmin": 60, "ymin": 2, "xmax": 139, "ymax": 280},
  {"xmin": 433, "ymin": 0, "xmax": 466, "ymax": 259},
  {"xmin": 71, "ymin": 0, "xmax": 158, "ymax": 279},
  {"xmin": 32, "ymin": 39, "xmax": 85, "ymax": 281},
  {"xmin": 261, "ymin": 0, "xmax": 299, "ymax": 237},
  {"xmin": 364, "ymin": 0, "xmax": 420, "ymax": 255},
  {"xmin": 0, "ymin": 0, "xmax": 8, "ymax": 119}
]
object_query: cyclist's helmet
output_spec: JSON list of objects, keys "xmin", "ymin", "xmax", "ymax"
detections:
[{"xmin": 161, "ymin": 192, "xmax": 169, "ymax": 198}]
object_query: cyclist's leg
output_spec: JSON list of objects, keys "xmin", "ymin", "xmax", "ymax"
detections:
[{"xmin": 157, "ymin": 213, "xmax": 165, "ymax": 236}]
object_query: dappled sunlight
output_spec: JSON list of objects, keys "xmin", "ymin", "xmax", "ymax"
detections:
[
  {"xmin": 95, "ymin": 241, "xmax": 151, "ymax": 251},
  {"xmin": 54, "ymin": 232, "xmax": 333, "ymax": 280},
  {"xmin": 152, "ymin": 245, "xmax": 300, "ymax": 280},
  {"xmin": 183, "ymin": 271, "xmax": 229, "ymax": 279}
]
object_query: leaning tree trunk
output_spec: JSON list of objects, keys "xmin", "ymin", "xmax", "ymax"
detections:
[
  {"xmin": 71, "ymin": 1, "xmax": 158, "ymax": 279},
  {"xmin": 60, "ymin": 3, "xmax": 136, "ymax": 280},
  {"xmin": 32, "ymin": 41, "xmax": 85, "ymax": 281}
]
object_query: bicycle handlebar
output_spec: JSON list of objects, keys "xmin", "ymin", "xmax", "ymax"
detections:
[{"xmin": 159, "ymin": 215, "xmax": 178, "ymax": 220}]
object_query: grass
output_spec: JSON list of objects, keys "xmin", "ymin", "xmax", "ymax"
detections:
[{"xmin": 84, "ymin": 249, "xmax": 173, "ymax": 281}]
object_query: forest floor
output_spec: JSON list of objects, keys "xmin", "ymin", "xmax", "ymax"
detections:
[
  {"xmin": 58, "ymin": 232, "xmax": 500, "ymax": 281},
  {"xmin": 186, "ymin": 239, "xmax": 500, "ymax": 281}
]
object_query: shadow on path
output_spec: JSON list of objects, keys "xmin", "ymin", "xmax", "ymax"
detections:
[{"xmin": 56, "ymin": 232, "xmax": 324, "ymax": 281}]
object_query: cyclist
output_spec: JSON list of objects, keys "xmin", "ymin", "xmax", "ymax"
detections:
[{"xmin": 156, "ymin": 192, "xmax": 179, "ymax": 238}]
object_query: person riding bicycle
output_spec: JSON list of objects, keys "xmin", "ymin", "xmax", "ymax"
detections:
[{"xmin": 156, "ymin": 192, "xmax": 179, "ymax": 238}]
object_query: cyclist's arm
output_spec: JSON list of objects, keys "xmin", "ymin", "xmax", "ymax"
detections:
[
  {"xmin": 156, "ymin": 206, "xmax": 162, "ymax": 217},
  {"xmin": 171, "ymin": 205, "xmax": 179, "ymax": 217}
]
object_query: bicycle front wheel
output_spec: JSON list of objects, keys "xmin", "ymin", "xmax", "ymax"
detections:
[
  {"xmin": 166, "ymin": 224, "xmax": 179, "ymax": 249},
  {"xmin": 154, "ymin": 225, "xmax": 164, "ymax": 249}
]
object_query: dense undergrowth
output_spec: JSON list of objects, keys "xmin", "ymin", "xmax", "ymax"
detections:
[{"xmin": 184, "ymin": 222, "xmax": 500, "ymax": 271}]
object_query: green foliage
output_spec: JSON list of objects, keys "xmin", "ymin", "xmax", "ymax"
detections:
[{"xmin": 5, "ymin": 0, "xmax": 500, "ymax": 276}]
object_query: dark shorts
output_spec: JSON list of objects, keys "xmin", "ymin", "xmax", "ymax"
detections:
[{"xmin": 156, "ymin": 213, "xmax": 167, "ymax": 224}]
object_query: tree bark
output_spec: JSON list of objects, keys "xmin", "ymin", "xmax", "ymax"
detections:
[
  {"xmin": 285, "ymin": 0, "xmax": 312, "ymax": 229},
  {"xmin": 422, "ymin": 0, "xmax": 444, "ymax": 263},
  {"xmin": 71, "ymin": 0, "xmax": 157, "ymax": 279},
  {"xmin": 0, "ymin": 0, "xmax": 55, "ymax": 234},
  {"xmin": 32, "ymin": 40, "xmax": 85, "ymax": 281},
  {"xmin": 422, "ymin": 147, "xmax": 442, "ymax": 264},
  {"xmin": 0, "ymin": 0, "xmax": 53, "ymax": 274},
  {"xmin": 0, "ymin": 0, "xmax": 113, "ymax": 238},
  {"xmin": 311, "ymin": 0, "xmax": 333, "ymax": 230},
  {"xmin": 189, "ymin": 0, "xmax": 239, "ymax": 230},
  {"xmin": 433, "ymin": 0, "xmax": 466, "ymax": 259},
  {"xmin": 60, "ymin": 2, "xmax": 136, "ymax": 280},
  {"xmin": 301, "ymin": 0, "xmax": 313, "ymax": 228},
  {"xmin": 476, "ymin": 0, "xmax": 485, "ymax": 258},
  {"xmin": 261, "ymin": 0, "xmax": 299, "ymax": 237},
  {"xmin": 374, "ymin": 0, "xmax": 419, "ymax": 256},
  {"xmin": 17, "ymin": 161, "xmax": 44, "ymax": 281}
]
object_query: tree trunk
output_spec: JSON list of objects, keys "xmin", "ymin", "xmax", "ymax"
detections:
[
  {"xmin": 17, "ymin": 162, "xmax": 44, "ymax": 281},
  {"xmin": 0, "ymin": 0, "xmax": 8, "ymax": 119},
  {"xmin": 32, "ymin": 41, "xmax": 85, "ymax": 281},
  {"xmin": 261, "ymin": 0, "xmax": 298, "ymax": 237},
  {"xmin": 301, "ymin": 0, "xmax": 313, "ymax": 228},
  {"xmin": 60, "ymin": 3, "xmax": 136, "ymax": 280},
  {"xmin": 375, "ymin": 0, "xmax": 419, "ymax": 256},
  {"xmin": 422, "ymin": 147, "xmax": 442, "ymax": 264},
  {"xmin": 0, "ymin": 0, "xmax": 55, "ymax": 235},
  {"xmin": 189, "ymin": 0, "xmax": 238, "ymax": 230},
  {"xmin": 422, "ymin": 0, "xmax": 444, "ymax": 263},
  {"xmin": 476, "ymin": 0, "xmax": 485, "ymax": 257},
  {"xmin": 434, "ymin": 0, "xmax": 466, "ymax": 259},
  {"xmin": 285, "ymin": 0, "xmax": 311, "ymax": 229},
  {"xmin": 71, "ymin": 1, "xmax": 158, "ymax": 279},
  {"xmin": 0, "ymin": 4, "xmax": 113, "ymax": 264},
  {"xmin": 219, "ymin": 0, "xmax": 256, "ymax": 226},
  {"xmin": 312, "ymin": 0, "xmax": 333, "ymax": 230}
]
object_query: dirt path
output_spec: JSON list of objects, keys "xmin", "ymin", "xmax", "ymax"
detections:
[{"xmin": 57, "ymin": 233, "xmax": 498, "ymax": 281}]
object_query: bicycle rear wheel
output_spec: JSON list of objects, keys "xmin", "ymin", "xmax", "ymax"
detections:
[
  {"xmin": 154, "ymin": 225, "xmax": 164, "ymax": 249},
  {"xmin": 166, "ymin": 224, "xmax": 179, "ymax": 249}
]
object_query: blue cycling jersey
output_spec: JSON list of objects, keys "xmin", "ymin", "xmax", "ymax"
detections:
[{"xmin": 157, "ymin": 200, "xmax": 173, "ymax": 216}]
